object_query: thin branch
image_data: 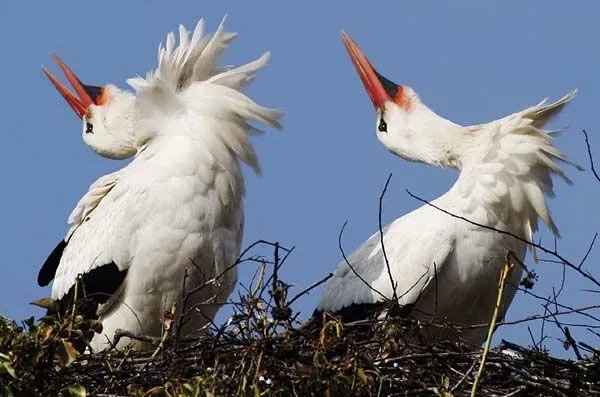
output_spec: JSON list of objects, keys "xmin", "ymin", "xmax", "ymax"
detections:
[
  {"xmin": 583, "ymin": 129, "xmax": 600, "ymax": 183},
  {"xmin": 527, "ymin": 326, "xmax": 539, "ymax": 350},
  {"xmin": 554, "ymin": 256, "xmax": 567, "ymax": 302},
  {"xmin": 588, "ymin": 327, "xmax": 600, "ymax": 339},
  {"xmin": 272, "ymin": 242, "xmax": 280, "ymax": 294},
  {"xmin": 564, "ymin": 326, "xmax": 583, "ymax": 360},
  {"xmin": 517, "ymin": 286, "xmax": 600, "ymax": 323},
  {"xmin": 406, "ymin": 189, "xmax": 600, "ymax": 289},
  {"xmin": 287, "ymin": 273, "xmax": 333, "ymax": 307},
  {"xmin": 112, "ymin": 328, "xmax": 161, "ymax": 347},
  {"xmin": 463, "ymin": 304, "xmax": 600, "ymax": 329},
  {"xmin": 259, "ymin": 245, "xmax": 296, "ymax": 299},
  {"xmin": 378, "ymin": 173, "xmax": 398, "ymax": 302},
  {"xmin": 578, "ymin": 341, "xmax": 600, "ymax": 356},
  {"xmin": 338, "ymin": 220, "xmax": 389, "ymax": 302},
  {"xmin": 538, "ymin": 302, "xmax": 550, "ymax": 350},
  {"xmin": 548, "ymin": 287, "xmax": 583, "ymax": 360},
  {"xmin": 579, "ymin": 233, "xmax": 598, "ymax": 268}
]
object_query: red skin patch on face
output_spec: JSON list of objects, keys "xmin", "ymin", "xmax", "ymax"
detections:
[
  {"xmin": 394, "ymin": 86, "xmax": 413, "ymax": 111},
  {"xmin": 84, "ymin": 88, "xmax": 109, "ymax": 118},
  {"xmin": 95, "ymin": 87, "xmax": 109, "ymax": 106}
]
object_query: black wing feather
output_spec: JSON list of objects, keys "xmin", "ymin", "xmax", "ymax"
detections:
[
  {"xmin": 38, "ymin": 239, "xmax": 67, "ymax": 287},
  {"xmin": 56, "ymin": 262, "xmax": 127, "ymax": 319}
]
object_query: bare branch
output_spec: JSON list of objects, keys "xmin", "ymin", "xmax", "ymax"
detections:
[
  {"xmin": 378, "ymin": 173, "xmax": 398, "ymax": 302},
  {"xmin": 583, "ymin": 129, "xmax": 600, "ymax": 183},
  {"xmin": 464, "ymin": 304, "xmax": 600, "ymax": 329},
  {"xmin": 405, "ymin": 189, "xmax": 600, "ymax": 289},
  {"xmin": 112, "ymin": 328, "xmax": 161, "ymax": 347},
  {"xmin": 287, "ymin": 273, "xmax": 333, "ymax": 307},
  {"xmin": 579, "ymin": 233, "xmax": 598, "ymax": 268},
  {"xmin": 338, "ymin": 220, "xmax": 389, "ymax": 302}
]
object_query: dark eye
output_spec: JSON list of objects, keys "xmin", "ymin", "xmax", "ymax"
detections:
[
  {"xmin": 378, "ymin": 118, "xmax": 387, "ymax": 133},
  {"xmin": 85, "ymin": 122, "xmax": 94, "ymax": 134}
]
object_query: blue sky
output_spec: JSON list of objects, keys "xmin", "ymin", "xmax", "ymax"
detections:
[{"xmin": 1, "ymin": 1, "xmax": 598, "ymax": 357}]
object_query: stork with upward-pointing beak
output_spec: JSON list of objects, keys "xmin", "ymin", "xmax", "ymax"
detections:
[
  {"xmin": 315, "ymin": 32, "xmax": 577, "ymax": 347},
  {"xmin": 38, "ymin": 18, "xmax": 283, "ymax": 351}
]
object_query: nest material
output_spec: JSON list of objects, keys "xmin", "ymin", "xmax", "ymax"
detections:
[
  {"xmin": 1, "ymin": 300, "xmax": 599, "ymax": 397},
  {"xmin": 2, "ymin": 241, "xmax": 599, "ymax": 396}
]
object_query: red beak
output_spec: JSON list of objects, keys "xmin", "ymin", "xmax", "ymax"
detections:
[
  {"xmin": 42, "ymin": 54, "xmax": 106, "ymax": 119},
  {"xmin": 341, "ymin": 32, "xmax": 399, "ymax": 110}
]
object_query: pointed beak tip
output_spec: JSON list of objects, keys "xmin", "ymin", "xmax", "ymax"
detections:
[
  {"xmin": 41, "ymin": 65, "xmax": 57, "ymax": 82},
  {"xmin": 51, "ymin": 53, "xmax": 65, "ymax": 66},
  {"xmin": 41, "ymin": 66, "xmax": 53, "ymax": 80},
  {"xmin": 340, "ymin": 35, "xmax": 391, "ymax": 111},
  {"xmin": 340, "ymin": 31, "xmax": 350, "ymax": 44},
  {"xmin": 41, "ymin": 55, "xmax": 91, "ymax": 119}
]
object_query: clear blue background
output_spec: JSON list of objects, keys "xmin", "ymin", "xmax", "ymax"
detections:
[{"xmin": 1, "ymin": 1, "xmax": 598, "ymax": 357}]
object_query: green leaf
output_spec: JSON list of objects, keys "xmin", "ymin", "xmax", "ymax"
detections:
[
  {"xmin": 60, "ymin": 384, "xmax": 87, "ymax": 397},
  {"xmin": 55, "ymin": 340, "xmax": 78, "ymax": 368},
  {"xmin": 441, "ymin": 375, "xmax": 450, "ymax": 389},
  {"xmin": 1, "ymin": 361, "xmax": 17, "ymax": 379},
  {"xmin": 145, "ymin": 386, "xmax": 166, "ymax": 396},
  {"xmin": 181, "ymin": 381, "xmax": 201, "ymax": 397},
  {"xmin": 356, "ymin": 368, "xmax": 368, "ymax": 384},
  {"xmin": 31, "ymin": 297, "xmax": 59, "ymax": 313}
]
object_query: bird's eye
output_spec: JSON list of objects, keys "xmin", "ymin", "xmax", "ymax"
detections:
[
  {"xmin": 378, "ymin": 118, "xmax": 388, "ymax": 133},
  {"xmin": 86, "ymin": 122, "xmax": 94, "ymax": 134}
]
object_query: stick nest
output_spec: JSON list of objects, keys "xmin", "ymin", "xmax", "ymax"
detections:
[{"xmin": 1, "ymin": 241, "xmax": 598, "ymax": 397}]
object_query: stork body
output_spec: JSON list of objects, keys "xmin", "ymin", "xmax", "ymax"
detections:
[
  {"xmin": 315, "ymin": 33, "xmax": 576, "ymax": 347},
  {"xmin": 39, "ymin": 19, "xmax": 282, "ymax": 351}
]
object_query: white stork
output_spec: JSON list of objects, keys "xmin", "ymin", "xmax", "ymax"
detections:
[
  {"xmin": 38, "ymin": 18, "xmax": 283, "ymax": 351},
  {"xmin": 314, "ymin": 32, "xmax": 577, "ymax": 347}
]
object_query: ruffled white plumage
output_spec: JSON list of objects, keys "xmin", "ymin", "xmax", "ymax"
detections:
[
  {"xmin": 45, "ymin": 17, "xmax": 282, "ymax": 351},
  {"xmin": 317, "ymin": 91, "xmax": 576, "ymax": 346}
]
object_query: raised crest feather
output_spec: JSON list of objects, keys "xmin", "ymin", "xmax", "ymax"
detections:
[{"xmin": 126, "ymin": 17, "xmax": 283, "ymax": 174}]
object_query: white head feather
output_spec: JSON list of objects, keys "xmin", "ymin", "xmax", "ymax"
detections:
[{"xmin": 46, "ymin": 16, "xmax": 279, "ymax": 162}]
